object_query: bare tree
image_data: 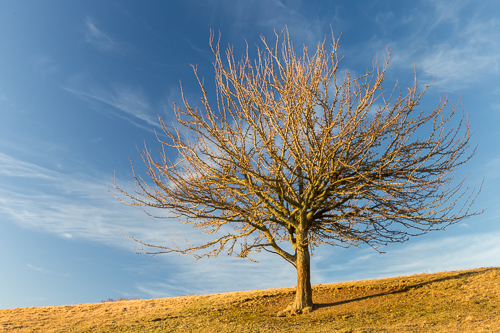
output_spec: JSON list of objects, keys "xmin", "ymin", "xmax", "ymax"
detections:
[{"xmin": 113, "ymin": 29, "xmax": 481, "ymax": 315}]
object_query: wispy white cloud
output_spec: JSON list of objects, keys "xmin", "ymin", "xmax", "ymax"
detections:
[
  {"xmin": 313, "ymin": 230, "xmax": 500, "ymax": 283},
  {"xmin": 87, "ymin": 85, "xmax": 158, "ymax": 127},
  {"xmin": 368, "ymin": 0, "xmax": 500, "ymax": 91},
  {"xmin": 0, "ymin": 152, "xmax": 56, "ymax": 179},
  {"xmin": 417, "ymin": 34, "xmax": 498, "ymax": 90},
  {"xmin": 0, "ymin": 153, "xmax": 155, "ymax": 247},
  {"xmin": 84, "ymin": 17, "xmax": 123, "ymax": 54},
  {"xmin": 375, "ymin": 232, "xmax": 500, "ymax": 277},
  {"xmin": 135, "ymin": 282, "xmax": 177, "ymax": 299},
  {"xmin": 63, "ymin": 82, "xmax": 160, "ymax": 130},
  {"xmin": 134, "ymin": 252, "xmax": 296, "ymax": 299},
  {"xmin": 27, "ymin": 264, "xmax": 50, "ymax": 274},
  {"xmin": 0, "ymin": 152, "xmax": 248, "ymax": 256},
  {"xmin": 203, "ymin": 0, "xmax": 327, "ymax": 50},
  {"xmin": 0, "ymin": 152, "xmax": 297, "ymax": 298}
]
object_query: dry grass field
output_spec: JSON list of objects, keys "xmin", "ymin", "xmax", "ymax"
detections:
[{"xmin": 1, "ymin": 267, "xmax": 499, "ymax": 332}]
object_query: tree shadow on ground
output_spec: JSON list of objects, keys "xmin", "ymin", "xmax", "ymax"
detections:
[{"xmin": 313, "ymin": 267, "xmax": 497, "ymax": 310}]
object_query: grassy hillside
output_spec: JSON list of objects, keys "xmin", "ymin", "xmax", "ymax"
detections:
[{"xmin": 1, "ymin": 267, "xmax": 499, "ymax": 332}]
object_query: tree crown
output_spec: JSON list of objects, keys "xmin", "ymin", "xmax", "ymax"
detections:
[{"xmin": 113, "ymin": 29, "xmax": 481, "ymax": 266}]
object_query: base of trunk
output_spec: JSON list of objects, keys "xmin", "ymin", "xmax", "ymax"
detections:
[{"xmin": 277, "ymin": 304, "xmax": 314, "ymax": 317}]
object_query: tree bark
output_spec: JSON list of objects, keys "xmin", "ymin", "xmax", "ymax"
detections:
[
  {"xmin": 292, "ymin": 241, "xmax": 313, "ymax": 312},
  {"xmin": 277, "ymin": 226, "xmax": 314, "ymax": 317}
]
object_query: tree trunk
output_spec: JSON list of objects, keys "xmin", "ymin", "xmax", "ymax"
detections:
[
  {"xmin": 291, "ymin": 240, "xmax": 313, "ymax": 312},
  {"xmin": 277, "ymin": 226, "xmax": 314, "ymax": 317}
]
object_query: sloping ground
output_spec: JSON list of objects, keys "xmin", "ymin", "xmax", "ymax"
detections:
[{"xmin": 1, "ymin": 267, "xmax": 499, "ymax": 332}]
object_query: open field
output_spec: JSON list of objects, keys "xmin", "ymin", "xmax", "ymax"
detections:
[{"xmin": 1, "ymin": 267, "xmax": 499, "ymax": 332}]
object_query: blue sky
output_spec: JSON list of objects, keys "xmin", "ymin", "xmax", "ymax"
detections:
[{"xmin": 1, "ymin": 0, "xmax": 499, "ymax": 309}]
